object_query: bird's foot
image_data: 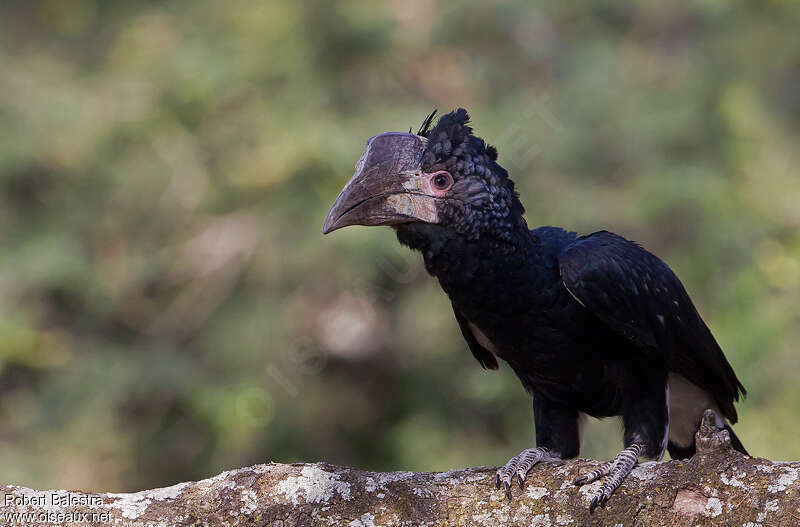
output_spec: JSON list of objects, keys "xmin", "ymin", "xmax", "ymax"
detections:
[
  {"xmin": 573, "ymin": 442, "xmax": 643, "ymax": 512},
  {"xmin": 495, "ymin": 447, "xmax": 559, "ymax": 499}
]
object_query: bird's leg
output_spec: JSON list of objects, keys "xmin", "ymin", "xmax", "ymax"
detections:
[
  {"xmin": 495, "ymin": 447, "xmax": 560, "ymax": 498},
  {"xmin": 495, "ymin": 397, "xmax": 579, "ymax": 499},
  {"xmin": 574, "ymin": 369, "xmax": 669, "ymax": 511},
  {"xmin": 574, "ymin": 441, "xmax": 644, "ymax": 511}
]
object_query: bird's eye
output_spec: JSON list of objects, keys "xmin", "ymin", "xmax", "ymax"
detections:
[{"xmin": 430, "ymin": 171, "xmax": 453, "ymax": 191}]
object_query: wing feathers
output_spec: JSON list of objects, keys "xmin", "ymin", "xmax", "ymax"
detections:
[{"xmin": 558, "ymin": 231, "xmax": 745, "ymax": 422}]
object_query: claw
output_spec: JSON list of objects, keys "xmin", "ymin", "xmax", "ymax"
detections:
[
  {"xmin": 494, "ymin": 447, "xmax": 557, "ymax": 500},
  {"xmin": 589, "ymin": 489, "xmax": 610, "ymax": 513},
  {"xmin": 574, "ymin": 442, "xmax": 644, "ymax": 511}
]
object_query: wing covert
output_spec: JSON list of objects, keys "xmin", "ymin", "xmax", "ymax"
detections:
[{"xmin": 558, "ymin": 231, "xmax": 745, "ymax": 422}]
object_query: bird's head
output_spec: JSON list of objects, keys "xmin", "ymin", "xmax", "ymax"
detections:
[{"xmin": 322, "ymin": 108, "xmax": 525, "ymax": 243}]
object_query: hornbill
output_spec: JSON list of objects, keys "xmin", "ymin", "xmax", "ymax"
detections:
[{"xmin": 322, "ymin": 109, "xmax": 747, "ymax": 511}]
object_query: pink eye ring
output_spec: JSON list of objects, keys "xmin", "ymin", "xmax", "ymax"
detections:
[{"xmin": 428, "ymin": 171, "xmax": 453, "ymax": 191}]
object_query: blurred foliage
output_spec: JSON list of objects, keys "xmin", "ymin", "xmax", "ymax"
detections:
[{"xmin": 0, "ymin": 0, "xmax": 798, "ymax": 492}]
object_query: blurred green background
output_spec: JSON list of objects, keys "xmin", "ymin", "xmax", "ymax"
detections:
[{"xmin": 0, "ymin": 0, "xmax": 798, "ymax": 492}]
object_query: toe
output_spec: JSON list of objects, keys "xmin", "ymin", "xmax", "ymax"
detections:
[
  {"xmin": 573, "ymin": 461, "xmax": 614, "ymax": 487},
  {"xmin": 588, "ymin": 490, "xmax": 609, "ymax": 513},
  {"xmin": 515, "ymin": 465, "xmax": 532, "ymax": 490},
  {"xmin": 587, "ymin": 482, "xmax": 615, "ymax": 513},
  {"xmin": 597, "ymin": 489, "xmax": 610, "ymax": 509},
  {"xmin": 496, "ymin": 457, "xmax": 521, "ymax": 499},
  {"xmin": 497, "ymin": 466, "xmax": 515, "ymax": 499},
  {"xmin": 495, "ymin": 447, "xmax": 555, "ymax": 500}
]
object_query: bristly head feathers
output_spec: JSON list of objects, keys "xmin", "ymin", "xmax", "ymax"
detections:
[
  {"xmin": 411, "ymin": 108, "xmax": 525, "ymax": 242},
  {"xmin": 416, "ymin": 109, "xmax": 438, "ymax": 136}
]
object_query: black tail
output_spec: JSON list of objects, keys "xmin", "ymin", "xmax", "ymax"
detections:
[
  {"xmin": 668, "ymin": 423, "xmax": 748, "ymax": 460},
  {"xmin": 724, "ymin": 424, "xmax": 748, "ymax": 456}
]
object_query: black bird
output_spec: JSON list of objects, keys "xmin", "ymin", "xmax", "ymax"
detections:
[{"xmin": 322, "ymin": 109, "xmax": 747, "ymax": 510}]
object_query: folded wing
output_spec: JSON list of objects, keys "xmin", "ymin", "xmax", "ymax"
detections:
[{"xmin": 558, "ymin": 231, "xmax": 745, "ymax": 422}]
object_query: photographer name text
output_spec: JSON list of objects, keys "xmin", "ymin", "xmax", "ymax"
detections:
[{"xmin": 4, "ymin": 492, "xmax": 103, "ymax": 507}]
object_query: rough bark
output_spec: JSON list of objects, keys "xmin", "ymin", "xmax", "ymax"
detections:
[{"xmin": 2, "ymin": 412, "xmax": 798, "ymax": 526}]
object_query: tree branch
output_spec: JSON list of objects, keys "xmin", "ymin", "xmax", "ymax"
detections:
[{"xmin": 2, "ymin": 412, "xmax": 798, "ymax": 526}]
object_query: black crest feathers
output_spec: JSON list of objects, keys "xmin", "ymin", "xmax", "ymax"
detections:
[
  {"xmin": 417, "ymin": 109, "xmax": 438, "ymax": 136},
  {"xmin": 427, "ymin": 108, "xmax": 472, "ymax": 143},
  {"xmin": 421, "ymin": 108, "xmax": 475, "ymax": 163}
]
